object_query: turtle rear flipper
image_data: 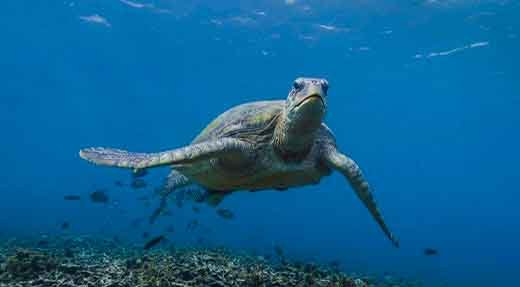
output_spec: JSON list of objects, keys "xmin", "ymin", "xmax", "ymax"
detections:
[
  {"xmin": 159, "ymin": 170, "xmax": 192, "ymax": 198},
  {"xmin": 79, "ymin": 138, "xmax": 253, "ymax": 169}
]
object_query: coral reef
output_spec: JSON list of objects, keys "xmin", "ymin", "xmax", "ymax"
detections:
[
  {"xmin": 0, "ymin": 236, "xmax": 421, "ymax": 287},
  {"xmin": 2, "ymin": 249, "xmax": 58, "ymax": 280}
]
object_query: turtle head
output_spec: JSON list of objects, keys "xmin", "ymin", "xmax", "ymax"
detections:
[
  {"xmin": 285, "ymin": 77, "xmax": 328, "ymax": 132},
  {"xmin": 274, "ymin": 77, "xmax": 329, "ymax": 160}
]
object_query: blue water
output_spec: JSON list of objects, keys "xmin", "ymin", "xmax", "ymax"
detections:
[{"xmin": 1, "ymin": 0, "xmax": 519, "ymax": 286}]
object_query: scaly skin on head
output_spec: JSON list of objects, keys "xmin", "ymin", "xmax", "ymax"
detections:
[{"xmin": 273, "ymin": 77, "xmax": 329, "ymax": 160}]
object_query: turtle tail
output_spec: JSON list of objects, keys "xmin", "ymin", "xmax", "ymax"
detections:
[{"xmin": 79, "ymin": 147, "xmax": 168, "ymax": 169}]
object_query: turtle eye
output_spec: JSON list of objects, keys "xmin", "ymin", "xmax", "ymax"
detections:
[
  {"xmin": 293, "ymin": 80, "xmax": 304, "ymax": 90},
  {"xmin": 321, "ymin": 80, "xmax": 329, "ymax": 93}
]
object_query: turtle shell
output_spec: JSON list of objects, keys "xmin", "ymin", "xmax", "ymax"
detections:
[{"xmin": 192, "ymin": 100, "xmax": 284, "ymax": 145}]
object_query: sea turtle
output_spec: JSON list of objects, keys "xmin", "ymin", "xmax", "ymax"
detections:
[{"xmin": 79, "ymin": 77, "xmax": 399, "ymax": 247}]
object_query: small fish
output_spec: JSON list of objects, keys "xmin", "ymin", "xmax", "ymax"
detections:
[
  {"xmin": 166, "ymin": 225, "xmax": 175, "ymax": 233},
  {"xmin": 329, "ymin": 260, "xmax": 341, "ymax": 270},
  {"xmin": 61, "ymin": 222, "xmax": 70, "ymax": 230},
  {"xmin": 37, "ymin": 240, "xmax": 49, "ymax": 247},
  {"xmin": 144, "ymin": 235, "xmax": 166, "ymax": 250},
  {"xmin": 186, "ymin": 219, "xmax": 199, "ymax": 232},
  {"xmin": 130, "ymin": 218, "xmax": 142, "ymax": 228},
  {"xmin": 131, "ymin": 179, "xmax": 147, "ymax": 189},
  {"xmin": 216, "ymin": 208, "xmax": 234, "ymax": 220},
  {"xmin": 132, "ymin": 169, "xmax": 148, "ymax": 178},
  {"xmin": 137, "ymin": 196, "xmax": 149, "ymax": 201},
  {"xmin": 64, "ymin": 247, "xmax": 74, "ymax": 258},
  {"xmin": 142, "ymin": 232, "xmax": 150, "ymax": 239},
  {"xmin": 64, "ymin": 195, "xmax": 81, "ymax": 201},
  {"xmin": 90, "ymin": 189, "xmax": 109, "ymax": 203},
  {"xmin": 164, "ymin": 210, "xmax": 173, "ymax": 216},
  {"xmin": 424, "ymin": 248, "xmax": 439, "ymax": 256},
  {"xmin": 192, "ymin": 206, "xmax": 200, "ymax": 213},
  {"xmin": 114, "ymin": 180, "xmax": 126, "ymax": 187},
  {"xmin": 274, "ymin": 245, "xmax": 284, "ymax": 258},
  {"xmin": 149, "ymin": 197, "xmax": 168, "ymax": 224}
]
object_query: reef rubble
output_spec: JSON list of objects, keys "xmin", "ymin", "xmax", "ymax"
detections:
[{"xmin": 0, "ymin": 236, "xmax": 421, "ymax": 287}]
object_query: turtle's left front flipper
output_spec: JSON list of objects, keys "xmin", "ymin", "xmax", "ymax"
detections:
[
  {"xmin": 322, "ymin": 147, "xmax": 399, "ymax": 248},
  {"xmin": 79, "ymin": 138, "xmax": 253, "ymax": 170}
]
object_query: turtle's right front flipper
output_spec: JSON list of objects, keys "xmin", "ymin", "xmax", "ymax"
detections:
[{"xmin": 79, "ymin": 138, "xmax": 253, "ymax": 170}]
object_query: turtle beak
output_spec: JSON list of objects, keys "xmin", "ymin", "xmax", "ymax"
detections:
[{"xmin": 294, "ymin": 85, "xmax": 326, "ymax": 110}]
